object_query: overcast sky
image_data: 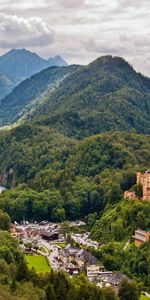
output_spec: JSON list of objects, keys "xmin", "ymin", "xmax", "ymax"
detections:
[{"xmin": 0, "ymin": 0, "xmax": 149, "ymax": 75}]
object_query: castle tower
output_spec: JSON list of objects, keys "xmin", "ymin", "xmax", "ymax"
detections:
[{"xmin": 136, "ymin": 170, "xmax": 150, "ymax": 201}]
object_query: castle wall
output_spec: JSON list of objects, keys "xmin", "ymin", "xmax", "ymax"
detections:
[{"xmin": 136, "ymin": 171, "xmax": 150, "ymax": 201}]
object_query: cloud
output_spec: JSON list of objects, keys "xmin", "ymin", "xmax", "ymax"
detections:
[
  {"xmin": 117, "ymin": 0, "xmax": 149, "ymax": 9},
  {"xmin": 0, "ymin": 1, "xmax": 149, "ymax": 76},
  {"xmin": 0, "ymin": 13, "xmax": 54, "ymax": 48},
  {"xmin": 0, "ymin": 0, "xmax": 49, "ymax": 9},
  {"xmin": 55, "ymin": 0, "xmax": 86, "ymax": 8}
]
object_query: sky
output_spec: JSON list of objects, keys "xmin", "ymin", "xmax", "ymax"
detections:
[{"xmin": 0, "ymin": 0, "xmax": 149, "ymax": 76}]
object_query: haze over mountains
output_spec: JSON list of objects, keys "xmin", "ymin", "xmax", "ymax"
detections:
[{"xmin": 0, "ymin": 48, "xmax": 68, "ymax": 100}]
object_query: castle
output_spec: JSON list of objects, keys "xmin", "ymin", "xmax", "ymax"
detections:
[{"xmin": 124, "ymin": 170, "xmax": 150, "ymax": 201}]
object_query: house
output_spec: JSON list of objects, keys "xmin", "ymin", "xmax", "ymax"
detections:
[
  {"xmin": 134, "ymin": 229, "xmax": 150, "ymax": 247},
  {"xmin": 60, "ymin": 244, "xmax": 78, "ymax": 264},
  {"xmin": 40, "ymin": 230, "xmax": 59, "ymax": 241},
  {"xmin": 87, "ymin": 264, "xmax": 100, "ymax": 281},
  {"xmin": 99, "ymin": 272, "xmax": 131, "ymax": 289},
  {"xmin": 67, "ymin": 263, "xmax": 80, "ymax": 275},
  {"xmin": 75, "ymin": 249, "xmax": 98, "ymax": 269},
  {"xmin": 59, "ymin": 245, "xmax": 100, "ymax": 279},
  {"xmin": 107, "ymin": 272, "xmax": 131, "ymax": 289}
]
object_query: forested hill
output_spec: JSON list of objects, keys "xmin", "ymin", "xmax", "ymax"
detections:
[
  {"xmin": 1, "ymin": 123, "xmax": 150, "ymax": 189},
  {"xmin": 0, "ymin": 124, "xmax": 150, "ymax": 221},
  {"xmin": 0, "ymin": 65, "xmax": 80, "ymax": 126},
  {"xmin": 31, "ymin": 55, "xmax": 150, "ymax": 138}
]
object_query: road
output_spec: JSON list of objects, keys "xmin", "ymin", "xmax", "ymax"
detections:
[{"xmin": 41, "ymin": 240, "xmax": 60, "ymax": 270}]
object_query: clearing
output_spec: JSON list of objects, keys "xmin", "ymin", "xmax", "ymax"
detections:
[{"xmin": 25, "ymin": 255, "xmax": 51, "ymax": 274}]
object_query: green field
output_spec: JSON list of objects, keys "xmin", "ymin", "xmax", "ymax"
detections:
[
  {"xmin": 140, "ymin": 295, "xmax": 149, "ymax": 300},
  {"xmin": 25, "ymin": 255, "xmax": 51, "ymax": 274}
]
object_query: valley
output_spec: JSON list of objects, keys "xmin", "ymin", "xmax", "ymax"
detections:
[{"xmin": 0, "ymin": 53, "xmax": 149, "ymax": 299}]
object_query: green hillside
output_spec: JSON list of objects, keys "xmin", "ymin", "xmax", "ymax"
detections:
[
  {"xmin": 90, "ymin": 200, "xmax": 150, "ymax": 289},
  {"xmin": 0, "ymin": 65, "xmax": 80, "ymax": 126},
  {"xmin": 91, "ymin": 199, "xmax": 150, "ymax": 242},
  {"xmin": 1, "ymin": 55, "xmax": 150, "ymax": 138},
  {"xmin": 32, "ymin": 55, "xmax": 150, "ymax": 138}
]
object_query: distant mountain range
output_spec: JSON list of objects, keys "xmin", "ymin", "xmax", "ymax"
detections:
[{"xmin": 0, "ymin": 49, "xmax": 68, "ymax": 99}]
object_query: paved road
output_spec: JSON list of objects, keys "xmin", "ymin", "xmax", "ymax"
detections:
[{"xmin": 42, "ymin": 240, "xmax": 60, "ymax": 270}]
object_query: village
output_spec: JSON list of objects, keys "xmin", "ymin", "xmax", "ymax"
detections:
[
  {"xmin": 10, "ymin": 216, "xmax": 150, "ymax": 291},
  {"xmin": 2, "ymin": 170, "xmax": 150, "ymax": 292}
]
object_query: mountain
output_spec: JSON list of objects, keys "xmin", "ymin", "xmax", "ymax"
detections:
[
  {"xmin": 31, "ymin": 55, "xmax": 150, "ymax": 138},
  {"xmin": 1, "ymin": 55, "xmax": 150, "ymax": 136},
  {"xmin": 47, "ymin": 55, "xmax": 68, "ymax": 67},
  {"xmin": 0, "ymin": 74, "xmax": 15, "ymax": 100},
  {"xmin": 0, "ymin": 49, "xmax": 68, "ymax": 83},
  {"xmin": 0, "ymin": 49, "xmax": 48, "ymax": 82},
  {"xmin": 0, "ymin": 65, "xmax": 80, "ymax": 126}
]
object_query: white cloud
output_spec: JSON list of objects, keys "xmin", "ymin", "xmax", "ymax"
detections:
[
  {"xmin": 0, "ymin": 0, "xmax": 48, "ymax": 9},
  {"xmin": 0, "ymin": 13, "xmax": 54, "ymax": 48},
  {"xmin": 117, "ymin": 0, "xmax": 149, "ymax": 9},
  {"xmin": 0, "ymin": 0, "xmax": 149, "ymax": 76}
]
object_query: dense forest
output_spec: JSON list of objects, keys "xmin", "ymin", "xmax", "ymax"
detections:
[{"xmin": 0, "ymin": 125, "xmax": 150, "ymax": 222}]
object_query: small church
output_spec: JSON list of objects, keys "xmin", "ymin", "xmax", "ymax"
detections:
[{"xmin": 124, "ymin": 170, "xmax": 150, "ymax": 201}]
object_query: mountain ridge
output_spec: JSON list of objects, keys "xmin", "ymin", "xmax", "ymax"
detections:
[
  {"xmin": 0, "ymin": 55, "xmax": 150, "ymax": 138},
  {"xmin": 31, "ymin": 55, "xmax": 150, "ymax": 138},
  {"xmin": 0, "ymin": 48, "xmax": 68, "ymax": 84}
]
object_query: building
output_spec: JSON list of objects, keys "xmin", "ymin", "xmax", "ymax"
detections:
[
  {"xmin": 67, "ymin": 263, "xmax": 80, "ymax": 275},
  {"xmin": 39, "ymin": 230, "xmax": 59, "ymax": 241},
  {"xmin": 134, "ymin": 229, "xmax": 150, "ymax": 247},
  {"xmin": 98, "ymin": 272, "xmax": 131, "ymax": 289},
  {"xmin": 124, "ymin": 190, "xmax": 136, "ymax": 200},
  {"xmin": 124, "ymin": 170, "xmax": 150, "ymax": 201},
  {"xmin": 75, "ymin": 249, "xmax": 98, "ymax": 269},
  {"xmin": 137, "ymin": 170, "xmax": 150, "ymax": 200},
  {"xmin": 87, "ymin": 264, "xmax": 100, "ymax": 281},
  {"xmin": 60, "ymin": 244, "xmax": 78, "ymax": 264}
]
